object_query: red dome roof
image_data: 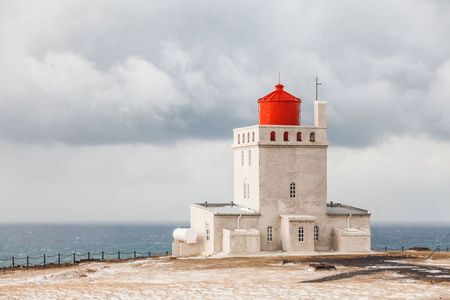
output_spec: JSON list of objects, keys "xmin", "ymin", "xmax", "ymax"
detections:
[
  {"xmin": 257, "ymin": 84, "xmax": 301, "ymax": 103},
  {"xmin": 258, "ymin": 84, "xmax": 302, "ymax": 126}
]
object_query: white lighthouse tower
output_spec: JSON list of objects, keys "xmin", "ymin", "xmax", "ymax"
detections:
[{"xmin": 172, "ymin": 83, "xmax": 371, "ymax": 257}]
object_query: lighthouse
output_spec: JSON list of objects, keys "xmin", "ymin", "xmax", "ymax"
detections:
[{"xmin": 172, "ymin": 82, "xmax": 371, "ymax": 256}]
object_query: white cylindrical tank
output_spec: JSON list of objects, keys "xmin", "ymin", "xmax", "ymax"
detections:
[{"xmin": 173, "ymin": 228, "xmax": 197, "ymax": 243}]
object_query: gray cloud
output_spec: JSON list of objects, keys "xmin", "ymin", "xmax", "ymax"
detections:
[{"xmin": 0, "ymin": 0, "xmax": 449, "ymax": 148}]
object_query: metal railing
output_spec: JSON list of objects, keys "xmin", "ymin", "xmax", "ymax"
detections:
[{"xmin": 0, "ymin": 250, "xmax": 170, "ymax": 269}]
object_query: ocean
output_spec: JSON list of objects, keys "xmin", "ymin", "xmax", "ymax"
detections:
[{"xmin": 1, "ymin": 223, "xmax": 449, "ymax": 268}]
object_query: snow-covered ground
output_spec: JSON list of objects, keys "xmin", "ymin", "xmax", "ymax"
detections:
[{"xmin": 0, "ymin": 254, "xmax": 449, "ymax": 299}]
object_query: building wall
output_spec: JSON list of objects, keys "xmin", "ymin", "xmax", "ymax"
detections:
[
  {"xmin": 325, "ymin": 215, "xmax": 371, "ymax": 251},
  {"xmin": 212, "ymin": 215, "xmax": 259, "ymax": 253},
  {"xmin": 233, "ymin": 126, "xmax": 260, "ymax": 211},
  {"xmin": 280, "ymin": 218, "xmax": 315, "ymax": 252},
  {"xmin": 222, "ymin": 229, "xmax": 260, "ymax": 254},
  {"xmin": 232, "ymin": 121, "xmax": 330, "ymax": 251},
  {"xmin": 333, "ymin": 228, "xmax": 371, "ymax": 252},
  {"xmin": 190, "ymin": 206, "xmax": 214, "ymax": 255},
  {"xmin": 190, "ymin": 205, "xmax": 260, "ymax": 255},
  {"xmin": 257, "ymin": 143, "xmax": 328, "ymax": 251}
]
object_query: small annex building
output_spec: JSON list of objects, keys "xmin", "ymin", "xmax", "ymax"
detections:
[{"xmin": 172, "ymin": 83, "xmax": 371, "ymax": 257}]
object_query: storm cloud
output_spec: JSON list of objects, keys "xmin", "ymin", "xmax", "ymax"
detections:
[
  {"xmin": 1, "ymin": 0, "xmax": 449, "ymax": 147},
  {"xmin": 0, "ymin": 1, "xmax": 449, "ymax": 223}
]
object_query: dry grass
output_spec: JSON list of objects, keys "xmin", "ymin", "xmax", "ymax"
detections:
[{"xmin": 0, "ymin": 252, "xmax": 449, "ymax": 299}]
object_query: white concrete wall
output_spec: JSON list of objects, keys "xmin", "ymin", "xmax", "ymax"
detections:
[
  {"xmin": 190, "ymin": 206, "xmax": 214, "ymax": 255},
  {"xmin": 333, "ymin": 228, "xmax": 371, "ymax": 252},
  {"xmin": 325, "ymin": 215, "xmax": 371, "ymax": 251},
  {"xmin": 280, "ymin": 217, "xmax": 315, "ymax": 252},
  {"xmin": 257, "ymin": 144, "xmax": 328, "ymax": 251},
  {"xmin": 233, "ymin": 126, "xmax": 260, "ymax": 211},
  {"xmin": 314, "ymin": 101, "xmax": 327, "ymax": 127},
  {"xmin": 213, "ymin": 216, "xmax": 259, "ymax": 254},
  {"xmin": 232, "ymin": 121, "xmax": 330, "ymax": 252},
  {"xmin": 222, "ymin": 229, "xmax": 260, "ymax": 254}
]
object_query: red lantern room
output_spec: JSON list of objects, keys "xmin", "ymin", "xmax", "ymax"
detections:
[{"xmin": 258, "ymin": 84, "xmax": 302, "ymax": 126}]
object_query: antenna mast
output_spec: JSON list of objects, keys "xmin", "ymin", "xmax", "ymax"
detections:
[{"xmin": 315, "ymin": 74, "xmax": 321, "ymax": 101}]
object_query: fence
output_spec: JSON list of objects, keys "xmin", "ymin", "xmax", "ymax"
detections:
[
  {"xmin": 0, "ymin": 250, "xmax": 170, "ymax": 269},
  {"xmin": 380, "ymin": 246, "xmax": 449, "ymax": 252}
]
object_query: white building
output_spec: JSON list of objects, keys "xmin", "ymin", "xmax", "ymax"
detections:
[{"xmin": 173, "ymin": 84, "xmax": 371, "ymax": 257}]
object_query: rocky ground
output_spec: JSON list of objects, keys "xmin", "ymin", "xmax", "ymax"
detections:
[{"xmin": 0, "ymin": 251, "xmax": 449, "ymax": 299}]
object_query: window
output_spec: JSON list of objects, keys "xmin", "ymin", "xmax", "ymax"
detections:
[
  {"xmin": 238, "ymin": 135, "xmax": 240, "ymax": 144},
  {"xmin": 270, "ymin": 131, "xmax": 276, "ymax": 141},
  {"xmin": 252, "ymin": 132, "xmax": 255, "ymax": 142},
  {"xmin": 248, "ymin": 150, "xmax": 251, "ymax": 166},
  {"xmin": 248, "ymin": 132, "xmax": 250, "ymax": 143},
  {"xmin": 206, "ymin": 223, "xmax": 211, "ymax": 241},
  {"xmin": 314, "ymin": 226, "xmax": 319, "ymax": 241},
  {"xmin": 298, "ymin": 227, "xmax": 304, "ymax": 242},
  {"xmin": 310, "ymin": 132, "xmax": 315, "ymax": 142},
  {"xmin": 284, "ymin": 131, "xmax": 289, "ymax": 141},
  {"xmin": 290, "ymin": 183, "xmax": 296, "ymax": 199},
  {"xmin": 241, "ymin": 151, "xmax": 244, "ymax": 166},
  {"xmin": 267, "ymin": 226, "xmax": 273, "ymax": 242},
  {"xmin": 243, "ymin": 182, "xmax": 246, "ymax": 198},
  {"xmin": 243, "ymin": 181, "xmax": 249, "ymax": 199},
  {"xmin": 242, "ymin": 133, "xmax": 245, "ymax": 143},
  {"xmin": 297, "ymin": 132, "xmax": 302, "ymax": 141}
]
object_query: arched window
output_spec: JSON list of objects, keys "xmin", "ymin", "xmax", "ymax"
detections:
[
  {"xmin": 310, "ymin": 132, "xmax": 315, "ymax": 142},
  {"xmin": 248, "ymin": 150, "xmax": 251, "ymax": 166},
  {"xmin": 297, "ymin": 132, "xmax": 302, "ymax": 141},
  {"xmin": 242, "ymin": 133, "xmax": 245, "ymax": 143},
  {"xmin": 248, "ymin": 132, "xmax": 250, "ymax": 143},
  {"xmin": 314, "ymin": 225, "xmax": 319, "ymax": 241},
  {"xmin": 284, "ymin": 131, "xmax": 289, "ymax": 141},
  {"xmin": 238, "ymin": 135, "xmax": 240, "ymax": 144},
  {"xmin": 241, "ymin": 151, "xmax": 244, "ymax": 166},
  {"xmin": 267, "ymin": 226, "xmax": 273, "ymax": 242},
  {"xmin": 298, "ymin": 227, "xmax": 304, "ymax": 242},
  {"xmin": 252, "ymin": 132, "xmax": 255, "ymax": 142},
  {"xmin": 205, "ymin": 223, "xmax": 211, "ymax": 241},
  {"xmin": 290, "ymin": 183, "xmax": 296, "ymax": 199},
  {"xmin": 247, "ymin": 183, "xmax": 250, "ymax": 198},
  {"xmin": 270, "ymin": 131, "xmax": 276, "ymax": 141}
]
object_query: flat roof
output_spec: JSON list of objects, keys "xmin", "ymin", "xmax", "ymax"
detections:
[
  {"xmin": 191, "ymin": 203, "xmax": 260, "ymax": 216},
  {"xmin": 327, "ymin": 203, "xmax": 371, "ymax": 215}
]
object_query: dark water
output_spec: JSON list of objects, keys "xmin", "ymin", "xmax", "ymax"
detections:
[
  {"xmin": 371, "ymin": 223, "xmax": 450, "ymax": 251},
  {"xmin": 0, "ymin": 223, "xmax": 187, "ymax": 268},
  {"xmin": 0, "ymin": 223, "xmax": 449, "ymax": 268}
]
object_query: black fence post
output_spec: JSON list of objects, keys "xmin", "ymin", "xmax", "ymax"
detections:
[
  {"xmin": 27, "ymin": 256, "xmax": 29, "ymax": 267},
  {"xmin": 88, "ymin": 252, "xmax": 90, "ymax": 260},
  {"xmin": 447, "ymin": 247, "xmax": 449, "ymax": 252},
  {"xmin": 118, "ymin": 251, "xmax": 120, "ymax": 259},
  {"xmin": 402, "ymin": 247, "xmax": 404, "ymax": 252},
  {"xmin": 44, "ymin": 254, "xmax": 46, "ymax": 266},
  {"xmin": 102, "ymin": 251, "xmax": 104, "ymax": 261},
  {"xmin": 148, "ymin": 252, "xmax": 151, "ymax": 257},
  {"xmin": 134, "ymin": 251, "xmax": 136, "ymax": 259},
  {"xmin": 166, "ymin": 251, "xmax": 168, "ymax": 255},
  {"xmin": 12, "ymin": 257, "xmax": 14, "ymax": 268},
  {"xmin": 73, "ymin": 253, "xmax": 76, "ymax": 263},
  {"xmin": 385, "ymin": 247, "xmax": 387, "ymax": 251},
  {"xmin": 438, "ymin": 247, "xmax": 440, "ymax": 252}
]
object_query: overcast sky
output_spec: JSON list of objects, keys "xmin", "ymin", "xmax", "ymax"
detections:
[{"xmin": 1, "ymin": 0, "xmax": 449, "ymax": 223}]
